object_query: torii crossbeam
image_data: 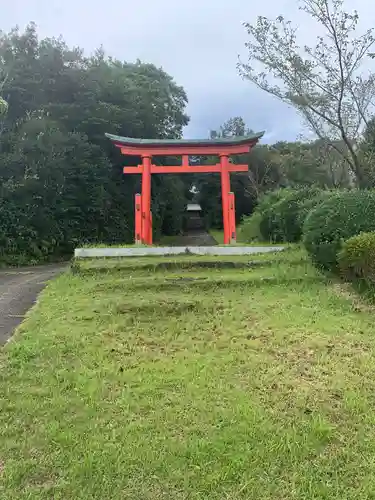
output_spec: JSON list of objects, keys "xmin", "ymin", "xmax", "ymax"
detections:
[{"xmin": 106, "ymin": 132, "xmax": 264, "ymax": 245}]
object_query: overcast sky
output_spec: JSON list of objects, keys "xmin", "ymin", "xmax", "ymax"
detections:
[{"xmin": 3, "ymin": 0, "xmax": 374, "ymax": 143}]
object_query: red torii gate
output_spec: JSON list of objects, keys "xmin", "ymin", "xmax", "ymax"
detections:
[{"xmin": 106, "ymin": 132, "xmax": 264, "ymax": 245}]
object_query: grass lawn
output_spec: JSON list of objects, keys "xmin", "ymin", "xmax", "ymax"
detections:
[
  {"xmin": 73, "ymin": 248, "xmax": 296, "ymax": 273},
  {"xmin": 209, "ymin": 229, "xmax": 224, "ymax": 244},
  {"xmin": 209, "ymin": 229, "xmax": 278, "ymax": 247},
  {"xmin": 2, "ymin": 248, "xmax": 375, "ymax": 498},
  {"xmin": 155, "ymin": 234, "xmax": 188, "ymax": 246}
]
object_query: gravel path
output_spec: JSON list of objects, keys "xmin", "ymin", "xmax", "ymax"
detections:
[{"xmin": 0, "ymin": 264, "xmax": 66, "ymax": 344}]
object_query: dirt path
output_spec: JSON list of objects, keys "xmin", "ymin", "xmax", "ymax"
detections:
[{"xmin": 0, "ymin": 264, "xmax": 66, "ymax": 344}]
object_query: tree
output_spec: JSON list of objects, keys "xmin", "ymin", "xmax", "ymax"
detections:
[
  {"xmin": 0, "ymin": 97, "xmax": 7, "ymax": 116},
  {"xmin": 210, "ymin": 116, "xmax": 247, "ymax": 138},
  {"xmin": 211, "ymin": 117, "xmax": 282, "ymax": 196},
  {"xmin": 196, "ymin": 117, "xmax": 282, "ymax": 227},
  {"xmin": 272, "ymin": 139, "xmax": 352, "ymax": 188},
  {"xmin": 245, "ymin": 144, "xmax": 284, "ymax": 197},
  {"xmin": 0, "ymin": 24, "xmax": 190, "ymax": 263},
  {"xmin": 356, "ymin": 117, "xmax": 375, "ymax": 186},
  {"xmin": 0, "ymin": 115, "xmax": 116, "ymax": 260},
  {"xmin": 239, "ymin": 0, "xmax": 375, "ymax": 187},
  {"xmin": 0, "ymin": 59, "xmax": 9, "ymax": 132}
]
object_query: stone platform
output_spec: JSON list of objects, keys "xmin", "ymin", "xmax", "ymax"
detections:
[{"xmin": 74, "ymin": 246, "xmax": 285, "ymax": 258}]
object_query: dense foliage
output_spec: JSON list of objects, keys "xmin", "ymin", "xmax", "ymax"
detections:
[
  {"xmin": 240, "ymin": 0, "xmax": 375, "ymax": 187},
  {"xmin": 195, "ymin": 117, "xmax": 282, "ymax": 230},
  {"xmin": 338, "ymin": 232, "xmax": 375, "ymax": 284},
  {"xmin": 295, "ymin": 190, "xmax": 336, "ymax": 228},
  {"xmin": 255, "ymin": 190, "xmax": 289, "ymax": 242},
  {"xmin": 0, "ymin": 24, "xmax": 190, "ymax": 263},
  {"xmin": 303, "ymin": 191, "xmax": 375, "ymax": 271},
  {"xmin": 195, "ymin": 117, "xmax": 352, "ymax": 231},
  {"xmin": 238, "ymin": 188, "xmax": 326, "ymax": 244},
  {"xmin": 1, "ymin": 22, "xmax": 372, "ymax": 265},
  {"xmin": 260, "ymin": 188, "xmax": 321, "ymax": 243},
  {"xmin": 237, "ymin": 213, "xmax": 263, "ymax": 243}
]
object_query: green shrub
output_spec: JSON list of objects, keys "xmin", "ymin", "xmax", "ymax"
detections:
[
  {"xmin": 338, "ymin": 232, "xmax": 375, "ymax": 284},
  {"xmin": 256, "ymin": 189, "xmax": 288, "ymax": 212},
  {"xmin": 258, "ymin": 188, "xmax": 321, "ymax": 243},
  {"xmin": 237, "ymin": 189, "xmax": 290, "ymax": 243},
  {"xmin": 237, "ymin": 213, "xmax": 263, "ymax": 243},
  {"xmin": 303, "ymin": 191, "xmax": 375, "ymax": 271},
  {"xmin": 256, "ymin": 189, "xmax": 290, "ymax": 242},
  {"xmin": 236, "ymin": 189, "xmax": 287, "ymax": 244},
  {"xmin": 238, "ymin": 188, "xmax": 328, "ymax": 244},
  {"xmin": 296, "ymin": 191, "xmax": 335, "ymax": 228}
]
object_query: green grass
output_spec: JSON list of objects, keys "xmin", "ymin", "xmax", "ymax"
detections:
[
  {"xmin": 209, "ymin": 228, "xmax": 281, "ymax": 247},
  {"xmin": 2, "ymin": 248, "xmax": 375, "ymax": 498},
  {"xmin": 72, "ymin": 247, "xmax": 297, "ymax": 273},
  {"xmin": 209, "ymin": 229, "xmax": 224, "ymax": 244},
  {"xmin": 156, "ymin": 234, "xmax": 187, "ymax": 246}
]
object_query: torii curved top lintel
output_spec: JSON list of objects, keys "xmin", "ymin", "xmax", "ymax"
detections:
[
  {"xmin": 105, "ymin": 132, "xmax": 264, "ymax": 156},
  {"xmin": 105, "ymin": 132, "xmax": 264, "ymax": 148}
]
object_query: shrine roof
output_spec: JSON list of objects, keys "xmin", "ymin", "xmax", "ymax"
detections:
[{"xmin": 105, "ymin": 132, "xmax": 264, "ymax": 148}]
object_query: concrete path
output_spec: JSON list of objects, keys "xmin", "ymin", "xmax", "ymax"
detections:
[{"xmin": 0, "ymin": 264, "xmax": 66, "ymax": 344}]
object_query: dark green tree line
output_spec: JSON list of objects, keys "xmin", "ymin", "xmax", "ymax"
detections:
[{"xmin": 0, "ymin": 24, "xmax": 190, "ymax": 263}]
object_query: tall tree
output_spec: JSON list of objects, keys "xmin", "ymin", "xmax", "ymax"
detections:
[
  {"xmin": 0, "ymin": 24, "xmax": 190, "ymax": 263},
  {"xmin": 196, "ymin": 117, "xmax": 281, "ymax": 227},
  {"xmin": 0, "ymin": 48, "xmax": 9, "ymax": 132},
  {"xmin": 356, "ymin": 117, "xmax": 375, "ymax": 186},
  {"xmin": 210, "ymin": 116, "xmax": 247, "ymax": 138},
  {"xmin": 0, "ymin": 97, "xmax": 7, "ymax": 115},
  {"xmin": 239, "ymin": 0, "xmax": 375, "ymax": 186},
  {"xmin": 272, "ymin": 139, "xmax": 352, "ymax": 187}
]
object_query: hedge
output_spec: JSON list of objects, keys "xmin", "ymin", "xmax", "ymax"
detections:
[
  {"xmin": 257, "ymin": 188, "xmax": 321, "ymax": 243},
  {"xmin": 238, "ymin": 188, "xmax": 332, "ymax": 244},
  {"xmin": 338, "ymin": 232, "xmax": 375, "ymax": 284},
  {"xmin": 303, "ymin": 191, "xmax": 375, "ymax": 271},
  {"xmin": 296, "ymin": 191, "xmax": 335, "ymax": 228},
  {"xmin": 237, "ymin": 212, "xmax": 263, "ymax": 243}
]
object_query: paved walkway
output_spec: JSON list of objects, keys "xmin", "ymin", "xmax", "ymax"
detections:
[{"xmin": 0, "ymin": 264, "xmax": 66, "ymax": 344}]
